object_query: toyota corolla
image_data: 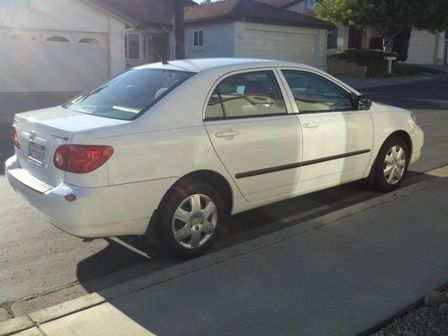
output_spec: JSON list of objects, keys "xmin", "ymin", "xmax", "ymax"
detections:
[{"xmin": 5, "ymin": 58, "xmax": 424, "ymax": 258}]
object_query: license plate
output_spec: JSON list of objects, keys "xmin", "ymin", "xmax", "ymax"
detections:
[{"xmin": 28, "ymin": 142, "xmax": 46, "ymax": 163}]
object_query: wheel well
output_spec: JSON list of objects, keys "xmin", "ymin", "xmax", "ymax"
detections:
[
  {"xmin": 160, "ymin": 170, "xmax": 234, "ymax": 215},
  {"xmin": 387, "ymin": 130, "xmax": 413, "ymax": 155},
  {"xmin": 368, "ymin": 130, "xmax": 413, "ymax": 181}
]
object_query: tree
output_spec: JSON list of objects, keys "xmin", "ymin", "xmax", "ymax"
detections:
[{"xmin": 316, "ymin": 0, "xmax": 448, "ymax": 54}]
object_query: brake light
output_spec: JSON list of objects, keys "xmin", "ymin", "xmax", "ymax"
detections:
[
  {"xmin": 12, "ymin": 125, "xmax": 20, "ymax": 149},
  {"xmin": 53, "ymin": 145, "xmax": 114, "ymax": 174}
]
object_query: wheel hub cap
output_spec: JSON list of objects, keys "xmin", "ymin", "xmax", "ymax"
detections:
[
  {"xmin": 172, "ymin": 194, "xmax": 218, "ymax": 249},
  {"xmin": 383, "ymin": 145, "xmax": 406, "ymax": 185}
]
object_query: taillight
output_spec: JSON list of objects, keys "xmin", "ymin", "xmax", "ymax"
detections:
[
  {"xmin": 53, "ymin": 145, "xmax": 114, "ymax": 174},
  {"xmin": 12, "ymin": 125, "xmax": 20, "ymax": 149}
]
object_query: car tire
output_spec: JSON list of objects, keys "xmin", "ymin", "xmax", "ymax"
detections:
[
  {"xmin": 157, "ymin": 182, "xmax": 224, "ymax": 259},
  {"xmin": 372, "ymin": 136, "xmax": 410, "ymax": 192}
]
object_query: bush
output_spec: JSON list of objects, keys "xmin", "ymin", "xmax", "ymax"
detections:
[{"xmin": 337, "ymin": 49, "xmax": 386, "ymax": 66}]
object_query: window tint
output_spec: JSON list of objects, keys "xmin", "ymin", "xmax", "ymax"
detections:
[
  {"xmin": 205, "ymin": 89, "xmax": 224, "ymax": 119},
  {"xmin": 205, "ymin": 71, "xmax": 286, "ymax": 119},
  {"xmin": 282, "ymin": 71, "xmax": 354, "ymax": 113},
  {"xmin": 67, "ymin": 69, "xmax": 193, "ymax": 120}
]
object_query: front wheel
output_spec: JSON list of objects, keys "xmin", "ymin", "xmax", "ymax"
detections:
[
  {"xmin": 372, "ymin": 136, "xmax": 409, "ymax": 192},
  {"xmin": 158, "ymin": 183, "xmax": 224, "ymax": 258}
]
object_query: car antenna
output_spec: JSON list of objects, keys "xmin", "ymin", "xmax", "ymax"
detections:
[{"xmin": 155, "ymin": 51, "xmax": 169, "ymax": 65}]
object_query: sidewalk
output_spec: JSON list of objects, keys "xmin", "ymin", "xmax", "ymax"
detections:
[
  {"xmin": 2, "ymin": 167, "xmax": 448, "ymax": 336},
  {"xmin": 339, "ymin": 72, "xmax": 448, "ymax": 90}
]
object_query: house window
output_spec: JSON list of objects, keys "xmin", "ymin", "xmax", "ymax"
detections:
[
  {"xmin": 46, "ymin": 36, "xmax": 70, "ymax": 42},
  {"xmin": 11, "ymin": 34, "xmax": 37, "ymax": 41},
  {"xmin": 327, "ymin": 28, "xmax": 338, "ymax": 49},
  {"xmin": 125, "ymin": 32, "xmax": 141, "ymax": 60},
  {"xmin": 79, "ymin": 38, "xmax": 100, "ymax": 44},
  {"xmin": 194, "ymin": 31, "xmax": 203, "ymax": 47}
]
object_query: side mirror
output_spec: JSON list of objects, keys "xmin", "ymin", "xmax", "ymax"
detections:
[{"xmin": 357, "ymin": 95, "xmax": 372, "ymax": 110}]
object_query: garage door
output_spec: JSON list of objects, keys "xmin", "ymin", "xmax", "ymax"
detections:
[
  {"xmin": 406, "ymin": 30, "xmax": 436, "ymax": 65},
  {"xmin": 0, "ymin": 31, "xmax": 109, "ymax": 92},
  {"xmin": 238, "ymin": 28, "xmax": 317, "ymax": 66}
]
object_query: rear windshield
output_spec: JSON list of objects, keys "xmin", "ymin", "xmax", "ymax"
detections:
[{"xmin": 66, "ymin": 69, "xmax": 194, "ymax": 120}]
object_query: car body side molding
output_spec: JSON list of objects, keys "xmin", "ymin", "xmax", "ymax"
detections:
[{"xmin": 235, "ymin": 149, "xmax": 371, "ymax": 179}]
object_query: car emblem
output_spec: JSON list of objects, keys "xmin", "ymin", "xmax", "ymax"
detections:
[
  {"xmin": 29, "ymin": 131, "xmax": 36, "ymax": 140},
  {"xmin": 51, "ymin": 133, "xmax": 69, "ymax": 141}
]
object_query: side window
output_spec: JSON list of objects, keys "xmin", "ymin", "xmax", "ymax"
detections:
[
  {"xmin": 205, "ymin": 89, "xmax": 224, "ymax": 119},
  {"xmin": 205, "ymin": 71, "xmax": 286, "ymax": 119},
  {"xmin": 282, "ymin": 70, "xmax": 354, "ymax": 113}
]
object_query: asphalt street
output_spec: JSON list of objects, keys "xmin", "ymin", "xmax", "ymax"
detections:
[{"xmin": 0, "ymin": 78, "xmax": 447, "ymax": 320}]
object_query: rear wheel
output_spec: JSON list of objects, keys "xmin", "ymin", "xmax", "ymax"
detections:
[
  {"xmin": 372, "ymin": 136, "xmax": 409, "ymax": 192},
  {"xmin": 158, "ymin": 183, "xmax": 224, "ymax": 258}
]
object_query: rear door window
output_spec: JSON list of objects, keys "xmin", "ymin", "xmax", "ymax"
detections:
[{"xmin": 205, "ymin": 71, "xmax": 286, "ymax": 119}]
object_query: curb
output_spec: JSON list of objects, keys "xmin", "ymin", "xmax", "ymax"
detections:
[{"xmin": 0, "ymin": 176, "xmax": 444, "ymax": 336}]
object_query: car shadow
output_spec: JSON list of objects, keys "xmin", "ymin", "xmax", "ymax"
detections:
[
  {"xmin": 76, "ymin": 171, "xmax": 424, "ymax": 294},
  {"xmin": 73, "ymin": 169, "xmax": 435, "ymax": 336}
]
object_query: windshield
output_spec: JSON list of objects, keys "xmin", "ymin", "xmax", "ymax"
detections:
[{"xmin": 66, "ymin": 69, "xmax": 194, "ymax": 120}]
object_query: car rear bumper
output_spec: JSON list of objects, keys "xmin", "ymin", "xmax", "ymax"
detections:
[{"xmin": 5, "ymin": 155, "xmax": 175, "ymax": 238}]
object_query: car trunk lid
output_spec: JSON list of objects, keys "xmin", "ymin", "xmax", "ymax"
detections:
[{"xmin": 14, "ymin": 106, "xmax": 127, "ymax": 187}]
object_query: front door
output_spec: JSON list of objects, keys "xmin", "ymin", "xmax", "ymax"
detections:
[
  {"xmin": 204, "ymin": 70, "xmax": 302, "ymax": 203},
  {"xmin": 279, "ymin": 69, "xmax": 373, "ymax": 192},
  {"xmin": 348, "ymin": 27, "xmax": 363, "ymax": 49}
]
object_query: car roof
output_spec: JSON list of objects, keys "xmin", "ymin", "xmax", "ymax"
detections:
[{"xmin": 135, "ymin": 58, "xmax": 315, "ymax": 73}]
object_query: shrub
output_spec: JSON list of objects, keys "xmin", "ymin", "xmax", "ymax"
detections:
[{"xmin": 337, "ymin": 49, "xmax": 385, "ymax": 66}]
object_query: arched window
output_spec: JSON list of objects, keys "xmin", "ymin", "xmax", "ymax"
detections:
[
  {"xmin": 79, "ymin": 38, "xmax": 99, "ymax": 44},
  {"xmin": 46, "ymin": 36, "xmax": 69, "ymax": 42},
  {"xmin": 11, "ymin": 34, "xmax": 37, "ymax": 41}
]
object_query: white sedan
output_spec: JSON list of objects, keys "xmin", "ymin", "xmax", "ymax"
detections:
[{"xmin": 5, "ymin": 58, "xmax": 423, "ymax": 258}]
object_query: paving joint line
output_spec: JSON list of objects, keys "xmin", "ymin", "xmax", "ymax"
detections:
[{"xmin": 317, "ymin": 227, "xmax": 448, "ymax": 272}]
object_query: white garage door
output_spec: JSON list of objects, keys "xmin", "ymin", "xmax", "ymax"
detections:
[
  {"xmin": 0, "ymin": 31, "xmax": 109, "ymax": 92},
  {"xmin": 238, "ymin": 28, "xmax": 317, "ymax": 66},
  {"xmin": 406, "ymin": 30, "xmax": 437, "ymax": 65}
]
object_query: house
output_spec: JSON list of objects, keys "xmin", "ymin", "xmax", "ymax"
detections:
[
  {"xmin": 0, "ymin": 0, "xmax": 332, "ymax": 93},
  {"xmin": 176, "ymin": 0, "xmax": 333, "ymax": 68},
  {"xmin": 261, "ymin": 0, "xmax": 448, "ymax": 65}
]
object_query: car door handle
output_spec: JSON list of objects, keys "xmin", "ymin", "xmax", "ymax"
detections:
[
  {"xmin": 215, "ymin": 129, "xmax": 239, "ymax": 139},
  {"xmin": 303, "ymin": 122, "xmax": 320, "ymax": 129}
]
